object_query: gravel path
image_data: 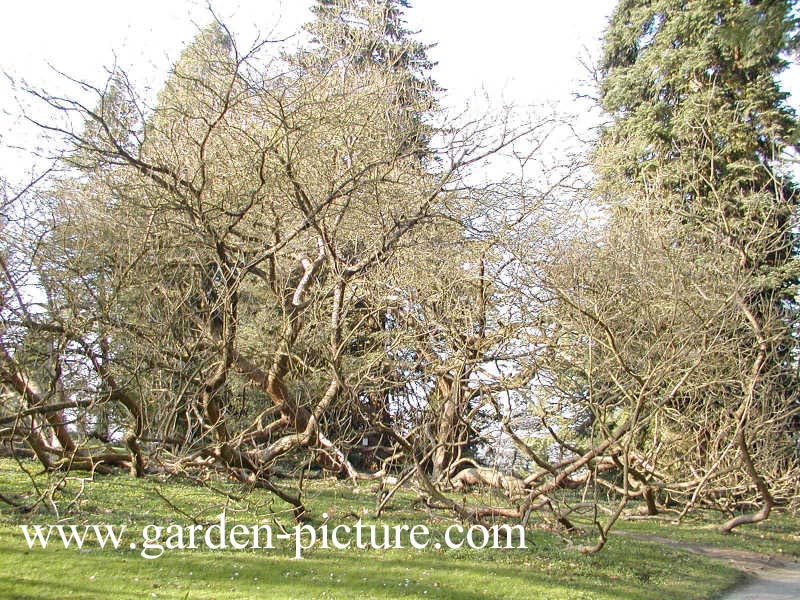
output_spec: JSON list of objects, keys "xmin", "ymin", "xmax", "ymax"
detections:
[{"xmin": 721, "ymin": 564, "xmax": 800, "ymax": 600}]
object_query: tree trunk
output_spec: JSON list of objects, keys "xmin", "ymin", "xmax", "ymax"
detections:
[{"xmin": 719, "ymin": 427, "xmax": 774, "ymax": 534}]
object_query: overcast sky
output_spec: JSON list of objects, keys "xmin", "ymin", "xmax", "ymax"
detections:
[{"xmin": 1, "ymin": 1, "xmax": 798, "ymax": 184}]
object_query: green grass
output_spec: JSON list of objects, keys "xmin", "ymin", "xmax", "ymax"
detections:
[
  {"xmin": 0, "ymin": 458, "xmax": 775, "ymax": 599},
  {"xmin": 613, "ymin": 510, "xmax": 800, "ymax": 559}
]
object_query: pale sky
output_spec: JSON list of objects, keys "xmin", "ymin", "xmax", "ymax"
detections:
[
  {"xmin": 0, "ymin": 1, "xmax": 617, "ymax": 181},
  {"xmin": 0, "ymin": 1, "xmax": 618, "ymax": 102},
  {"xmin": 1, "ymin": 1, "xmax": 798, "ymax": 184}
]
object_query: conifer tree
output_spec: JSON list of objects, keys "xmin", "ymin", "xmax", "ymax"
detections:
[
  {"xmin": 299, "ymin": 0, "xmax": 436, "ymax": 155},
  {"xmin": 597, "ymin": 0, "xmax": 798, "ymax": 283},
  {"xmin": 594, "ymin": 0, "xmax": 800, "ymax": 530}
]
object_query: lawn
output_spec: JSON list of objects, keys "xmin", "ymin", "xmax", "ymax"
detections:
[{"xmin": 0, "ymin": 458, "xmax": 793, "ymax": 599}]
